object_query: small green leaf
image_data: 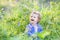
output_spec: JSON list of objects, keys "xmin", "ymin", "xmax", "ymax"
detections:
[{"xmin": 38, "ymin": 30, "xmax": 51, "ymax": 39}]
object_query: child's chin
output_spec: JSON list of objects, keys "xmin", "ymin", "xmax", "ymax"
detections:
[{"xmin": 30, "ymin": 21, "xmax": 34, "ymax": 24}]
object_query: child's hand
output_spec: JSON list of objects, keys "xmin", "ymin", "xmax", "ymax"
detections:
[{"xmin": 31, "ymin": 34, "xmax": 37, "ymax": 38}]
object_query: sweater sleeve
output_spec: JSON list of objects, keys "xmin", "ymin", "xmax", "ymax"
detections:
[
  {"xmin": 25, "ymin": 24, "xmax": 32, "ymax": 36},
  {"xmin": 38, "ymin": 25, "xmax": 43, "ymax": 33}
]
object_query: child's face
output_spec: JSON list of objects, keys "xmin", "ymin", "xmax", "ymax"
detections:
[{"xmin": 30, "ymin": 13, "xmax": 39, "ymax": 24}]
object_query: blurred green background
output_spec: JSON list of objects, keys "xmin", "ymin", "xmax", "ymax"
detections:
[{"xmin": 0, "ymin": 0, "xmax": 60, "ymax": 40}]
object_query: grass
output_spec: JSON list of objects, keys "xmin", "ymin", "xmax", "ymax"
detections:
[{"xmin": 0, "ymin": 0, "xmax": 60, "ymax": 40}]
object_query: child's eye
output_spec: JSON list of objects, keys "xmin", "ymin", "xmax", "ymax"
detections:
[{"xmin": 34, "ymin": 17, "xmax": 36, "ymax": 18}]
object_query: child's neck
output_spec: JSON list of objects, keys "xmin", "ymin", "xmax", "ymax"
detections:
[{"xmin": 31, "ymin": 23, "xmax": 37, "ymax": 26}]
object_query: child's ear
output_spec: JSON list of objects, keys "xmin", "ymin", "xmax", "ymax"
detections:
[{"xmin": 38, "ymin": 18, "xmax": 41, "ymax": 23}]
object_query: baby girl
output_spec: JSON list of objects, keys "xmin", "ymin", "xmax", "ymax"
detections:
[{"xmin": 25, "ymin": 11, "xmax": 43, "ymax": 40}]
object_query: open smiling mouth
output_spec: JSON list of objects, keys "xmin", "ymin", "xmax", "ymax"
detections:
[{"xmin": 31, "ymin": 19, "xmax": 34, "ymax": 21}]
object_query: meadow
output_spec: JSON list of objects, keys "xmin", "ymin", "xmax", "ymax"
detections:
[{"xmin": 0, "ymin": 0, "xmax": 60, "ymax": 40}]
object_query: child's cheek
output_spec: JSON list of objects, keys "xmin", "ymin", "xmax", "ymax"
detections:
[{"xmin": 35, "ymin": 18, "xmax": 38, "ymax": 23}]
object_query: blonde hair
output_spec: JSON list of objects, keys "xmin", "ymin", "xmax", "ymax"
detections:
[{"xmin": 31, "ymin": 11, "xmax": 41, "ymax": 23}]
